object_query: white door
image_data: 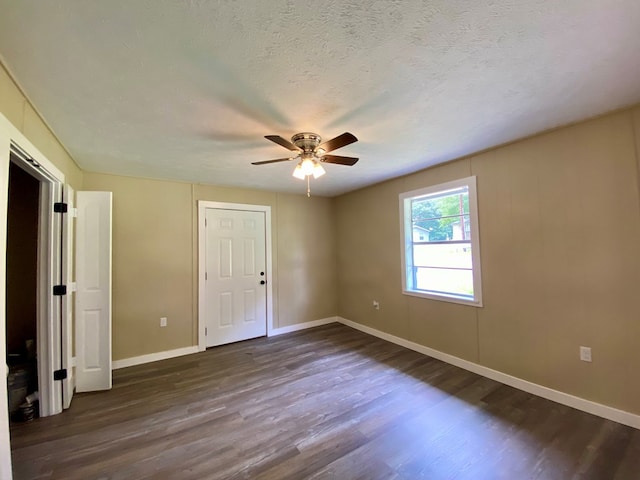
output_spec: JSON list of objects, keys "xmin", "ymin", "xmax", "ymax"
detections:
[
  {"xmin": 205, "ymin": 208, "xmax": 267, "ymax": 347},
  {"xmin": 61, "ymin": 184, "xmax": 75, "ymax": 408},
  {"xmin": 75, "ymin": 191, "xmax": 112, "ymax": 392}
]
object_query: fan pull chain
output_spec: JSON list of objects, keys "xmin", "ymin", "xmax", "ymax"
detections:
[{"xmin": 307, "ymin": 176, "xmax": 311, "ymax": 197}]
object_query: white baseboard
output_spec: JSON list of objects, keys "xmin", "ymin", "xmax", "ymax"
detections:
[
  {"xmin": 337, "ymin": 317, "xmax": 640, "ymax": 430},
  {"xmin": 112, "ymin": 346, "xmax": 199, "ymax": 370},
  {"xmin": 112, "ymin": 318, "xmax": 338, "ymax": 370},
  {"xmin": 269, "ymin": 316, "xmax": 338, "ymax": 336}
]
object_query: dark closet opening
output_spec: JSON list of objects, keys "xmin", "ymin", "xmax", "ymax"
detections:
[{"xmin": 6, "ymin": 158, "xmax": 40, "ymax": 421}]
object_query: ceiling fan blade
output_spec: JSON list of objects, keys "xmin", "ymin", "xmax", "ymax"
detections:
[
  {"xmin": 320, "ymin": 155, "xmax": 359, "ymax": 166},
  {"xmin": 265, "ymin": 135, "xmax": 300, "ymax": 151},
  {"xmin": 318, "ymin": 132, "xmax": 358, "ymax": 153},
  {"xmin": 251, "ymin": 158, "xmax": 296, "ymax": 165}
]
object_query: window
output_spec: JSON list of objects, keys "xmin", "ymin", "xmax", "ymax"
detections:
[{"xmin": 400, "ymin": 176, "xmax": 482, "ymax": 306}]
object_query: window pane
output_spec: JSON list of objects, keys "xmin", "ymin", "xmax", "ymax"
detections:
[
  {"xmin": 415, "ymin": 267, "xmax": 474, "ymax": 298},
  {"xmin": 413, "ymin": 243, "xmax": 472, "ymax": 269},
  {"xmin": 429, "ymin": 190, "xmax": 469, "ymax": 216},
  {"xmin": 411, "ymin": 190, "xmax": 470, "ymax": 242},
  {"xmin": 442, "ymin": 214, "xmax": 470, "ymax": 242}
]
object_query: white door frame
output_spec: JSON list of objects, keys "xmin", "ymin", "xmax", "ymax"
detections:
[
  {"xmin": 32, "ymin": 152, "xmax": 64, "ymax": 417},
  {"xmin": 62, "ymin": 184, "xmax": 76, "ymax": 408},
  {"xmin": 0, "ymin": 113, "xmax": 67, "ymax": 478},
  {"xmin": 0, "ymin": 116, "xmax": 13, "ymax": 480},
  {"xmin": 197, "ymin": 201, "xmax": 273, "ymax": 351}
]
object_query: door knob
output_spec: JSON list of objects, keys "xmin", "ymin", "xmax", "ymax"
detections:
[{"xmin": 260, "ymin": 280, "xmax": 266, "ymax": 285}]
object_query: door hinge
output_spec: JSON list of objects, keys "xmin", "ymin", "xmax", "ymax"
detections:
[
  {"xmin": 54, "ymin": 202, "xmax": 68, "ymax": 213},
  {"xmin": 53, "ymin": 285, "xmax": 67, "ymax": 296},
  {"xmin": 53, "ymin": 369, "xmax": 67, "ymax": 381},
  {"xmin": 205, "ymin": 272, "xmax": 208, "ymax": 281},
  {"xmin": 205, "ymin": 327, "xmax": 208, "ymax": 336}
]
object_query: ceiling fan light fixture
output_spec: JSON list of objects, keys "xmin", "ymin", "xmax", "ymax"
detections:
[
  {"xmin": 300, "ymin": 157, "xmax": 315, "ymax": 176},
  {"xmin": 292, "ymin": 164, "xmax": 306, "ymax": 180},
  {"xmin": 312, "ymin": 162, "xmax": 326, "ymax": 179}
]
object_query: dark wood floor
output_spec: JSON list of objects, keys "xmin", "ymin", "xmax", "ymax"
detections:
[{"xmin": 9, "ymin": 323, "xmax": 640, "ymax": 479}]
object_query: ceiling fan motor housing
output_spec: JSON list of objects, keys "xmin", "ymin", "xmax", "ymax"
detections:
[{"xmin": 291, "ymin": 132, "xmax": 321, "ymax": 153}]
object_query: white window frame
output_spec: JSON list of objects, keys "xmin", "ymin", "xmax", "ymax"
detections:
[{"xmin": 399, "ymin": 176, "xmax": 483, "ymax": 307}]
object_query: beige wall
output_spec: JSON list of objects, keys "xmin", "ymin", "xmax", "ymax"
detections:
[
  {"xmin": 0, "ymin": 63, "xmax": 83, "ymax": 189},
  {"xmin": 81, "ymin": 175, "xmax": 337, "ymax": 360},
  {"xmin": 335, "ymin": 107, "xmax": 640, "ymax": 415},
  {"xmin": 82, "ymin": 174, "xmax": 193, "ymax": 360},
  {"xmin": 275, "ymin": 192, "xmax": 337, "ymax": 327}
]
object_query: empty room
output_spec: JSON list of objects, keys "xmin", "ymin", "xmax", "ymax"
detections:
[{"xmin": 1, "ymin": 1, "xmax": 640, "ymax": 479}]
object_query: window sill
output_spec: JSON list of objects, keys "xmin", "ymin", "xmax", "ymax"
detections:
[{"xmin": 402, "ymin": 289, "xmax": 483, "ymax": 307}]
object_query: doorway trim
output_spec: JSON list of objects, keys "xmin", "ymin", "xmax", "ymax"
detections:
[
  {"xmin": 197, "ymin": 201, "xmax": 273, "ymax": 351},
  {"xmin": 3, "ymin": 119, "xmax": 66, "ymax": 417},
  {"xmin": 0, "ymin": 113, "xmax": 67, "ymax": 478},
  {"xmin": 11, "ymin": 144, "xmax": 64, "ymax": 418}
]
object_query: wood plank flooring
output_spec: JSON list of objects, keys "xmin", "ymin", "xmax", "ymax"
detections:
[{"xmin": 9, "ymin": 323, "xmax": 640, "ymax": 479}]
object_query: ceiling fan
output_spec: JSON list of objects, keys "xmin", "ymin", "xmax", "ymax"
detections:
[{"xmin": 252, "ymin": 132, "xmax": 359, "ymax": 196}]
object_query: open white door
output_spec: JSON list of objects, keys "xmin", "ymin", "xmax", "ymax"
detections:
[
  {"xmin": 75, "ymin": 191, "xmax": 112, "ymax": 392},
  {"xmin": 61, "ymin": 184, "xmax": 75, "ymax": 408}
]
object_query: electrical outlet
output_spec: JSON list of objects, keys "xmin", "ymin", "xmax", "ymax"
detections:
[
  {"xmin": 160, "ymin": 317, "xmax": 167, "ymax": 327},
  {"xmin": 580, "ymin": 346, "xmax": 592, "ymax": 362},
  {"xmin": 373, "ymin": 300, "xmax": 380, "ymax": 310}
]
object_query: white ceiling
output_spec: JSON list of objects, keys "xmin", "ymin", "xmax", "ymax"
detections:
[{"xmin": 1, "ymin": 1, "xmax": 639, "ymax": 197}]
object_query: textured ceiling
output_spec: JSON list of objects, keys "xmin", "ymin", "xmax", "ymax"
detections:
[{"xmin": 1, "ymin": 1, "xmax": 639, "ymax": 196}]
